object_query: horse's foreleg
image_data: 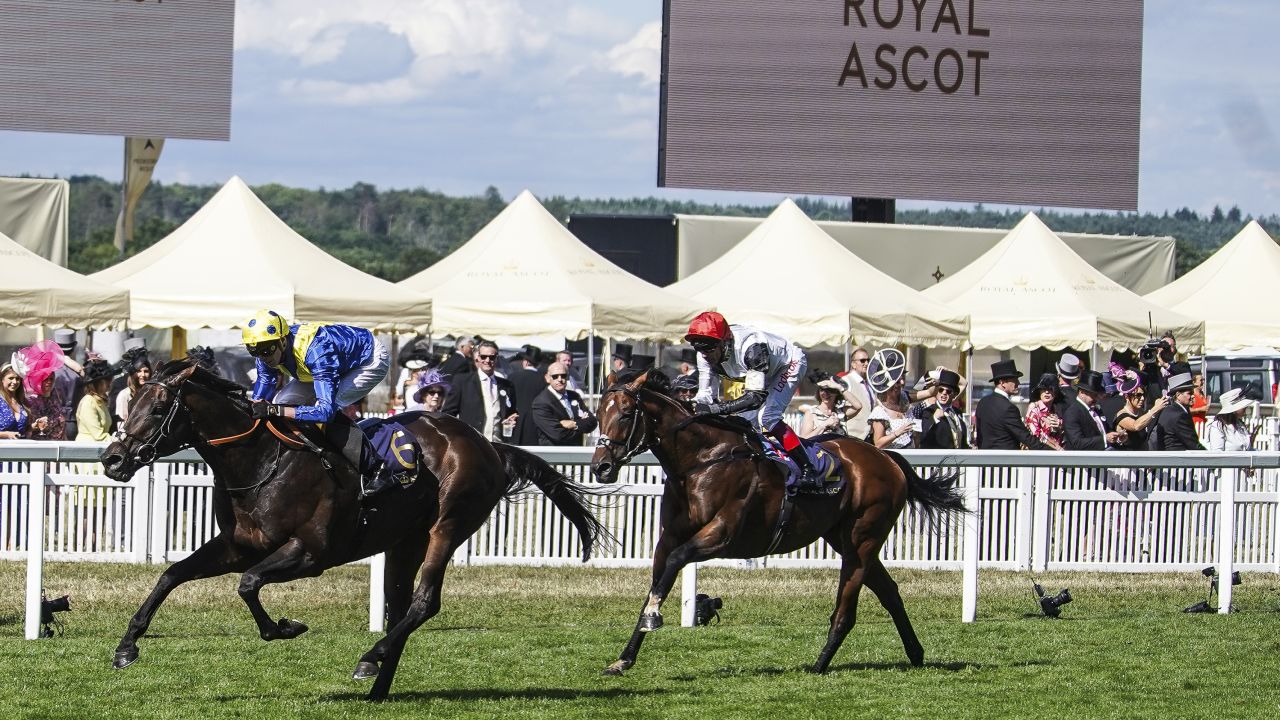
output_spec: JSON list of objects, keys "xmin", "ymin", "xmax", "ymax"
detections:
[
  {"xmin": 114, "ymin": 534, "xmax": 252, "ymax": 669},
  {"xmin": 863, "ymin": 559, "xmax": 924, "ymax": 666},
  {"xmin": 359, "ymin": 521, "xmax": 466, "ymax": 702},
  {"xmin": 236, "ymin": 538, "xmax": 319, "ymax": 641},
  {"xmin": 605, "ymin": 519, "xmax": 733, "ymax": 676}
]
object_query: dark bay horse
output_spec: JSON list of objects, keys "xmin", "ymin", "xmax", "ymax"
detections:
[
  {"xmin": 101, "ymin": 359, "xmax": 607, "ymax": 701},
  {"xmin": 590, "ymin": 370, "xmax": 966, "ymax": 675}
]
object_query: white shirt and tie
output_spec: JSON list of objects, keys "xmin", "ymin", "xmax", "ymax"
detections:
[{"xmin": 481, "ymin": 371, "xmax": 501, "ymax": 440}]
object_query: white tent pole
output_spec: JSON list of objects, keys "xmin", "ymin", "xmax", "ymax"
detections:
[
  {"xmin": 843, "ymin": 340, "xmax": 851, "ymax": 371},
  {"xmin": 965, "ymin": 347, "xmax": 974, "ymax": 415},
  {"xmin": 587, "ymin": 329, "xmax": 596, "ymax": 405}
]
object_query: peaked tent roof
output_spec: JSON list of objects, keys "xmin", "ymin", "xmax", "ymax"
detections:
[
  {"xmin": 0, "ymin": 228, "xmax": 129, "ymax": 329},
  {"xmin": 667, "ymin": 200, "xmax": 968, "ymax": 347},
  {"xmin": 92, "ymin": 176, "xmax": 429, "ymax": 331},
  {"xmin": 1145, "ymin": 221, "xmax": 1280, "ymax": 351},
  {"xmin": 924, "ymin": 213, "xmax": 1202, "ymax": 352},
  {"xmin": 398, "ymin": 190, "xmax": 699, "ymax": 340}
]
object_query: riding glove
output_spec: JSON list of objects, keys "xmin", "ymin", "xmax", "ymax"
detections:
[{"xmin": 251, "ymin": 402, "xmax": 282, "ymax": 420}]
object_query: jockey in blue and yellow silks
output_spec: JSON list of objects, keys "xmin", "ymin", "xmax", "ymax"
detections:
[
  {"xmin": 242, "ymin": 309, "xmax": 389, "ymax": 422},
  {"xmin": 242, "ymin": 309, "xmax": 403, "ymax": 500}
]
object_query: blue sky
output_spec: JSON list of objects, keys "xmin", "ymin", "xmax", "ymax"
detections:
[{"xmin": 0, "ymin": 0, "xmax": 1276, "ymax": 216}]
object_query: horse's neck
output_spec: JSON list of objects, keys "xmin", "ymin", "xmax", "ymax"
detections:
[{"xmin": 643, "ymin": 393, "xmax": 745, "ymax": 469}]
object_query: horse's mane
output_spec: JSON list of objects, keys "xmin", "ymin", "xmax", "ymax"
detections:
[
  {"xmin": 155, "ymin": 358, "xmax": 251, "ymax": 404},
  {"xmin": 608, "ymin": 369, "xmax": 756, "ymax": 437}
]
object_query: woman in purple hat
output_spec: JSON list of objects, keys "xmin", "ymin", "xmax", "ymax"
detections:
[{"xmin": 1111, "ymin": 363, "xmax": 1168, "ymax": 450}]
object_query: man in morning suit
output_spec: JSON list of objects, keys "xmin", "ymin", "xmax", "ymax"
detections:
[
  {"xmin": 532, "ymin": 361, "xmax": 598, "ymax": 446},
  {"xmin": 975, "ymin": 359, "xmax": 1051, "ymax": 450},
  {"xmin": 1157, "ymin": 372, "xmax": 1205, "ymax": 450},
  {"xmin": 1062, "ymin": 371, "xmax": 1124, "ymax": 450},
  {"xmin": 508, "ymin": 344, "xmax": 547, "ymax": 445},
  {"xmin": 442, "ymin": 340, "xmax": 517, "ymax": 440}
]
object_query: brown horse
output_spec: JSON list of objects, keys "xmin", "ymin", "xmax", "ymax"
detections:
[
  {"xmin": 590, "ymin": 370, "xmax": 965, "ymax": 675},
  {"xmin": 101, "ymin": 359, "xmax": 607, "ymax": 701}
]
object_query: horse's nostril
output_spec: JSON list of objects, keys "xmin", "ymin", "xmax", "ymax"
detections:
[
  {"xmin": 102, "ymin": 453, "xmax": 123, "ymax": 468},
  {"xmin": 593, "ymin": 462, "xmax": 612, "ymax": 478}
]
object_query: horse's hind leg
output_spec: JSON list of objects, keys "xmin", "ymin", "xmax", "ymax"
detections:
[
  {"xmin": 352, "ymin": 534, "xmax": 430, "ymax": 681},
  {"xmin": 812, "ymin": 549, "xmax": 866, "ymax": 674},
  {"xmin": 359, "ymin": 521, "xmax": 469, "ymax": 702},
  {"xmin": 236, "ymin": 539, "xmax": 321, "ymax": 641},
  {"xmin": 114, "ymin": 534, "xmax": 253, "ymax": 669},
  {"xmin": 863, "ymin": 559, "xmax": 924, "ymax": 666}
]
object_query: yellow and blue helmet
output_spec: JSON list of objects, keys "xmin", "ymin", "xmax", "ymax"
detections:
[{"xmin": 241, "ymin": 309, "xmax": 290, "ymax": 355}]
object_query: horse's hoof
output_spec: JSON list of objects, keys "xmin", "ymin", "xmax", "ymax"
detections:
[
  {"xmin": 602, "ymin": 660, "xmax": 631, "ymax": 676},
  {"xmin": 638, "ymin": 612, "xmax": 663, "ymax": 632},
  {"xmin": 113, "ymin": 649, "xmax": 139, "ymax": 670},
  {"xmin": 263, "ymin": 618, "xmax": 309, "ymax": 641},
  {"xmin": 352, "ymin": 661, "xmax": 380, "ymax": 680}
]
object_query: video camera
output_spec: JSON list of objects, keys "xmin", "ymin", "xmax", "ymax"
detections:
[
  {"xmin": 1138, "ymin": 339, "xmax": 1163, "ymax": 366},
  {"xmin": 694, "ymin": 593, "xmax": 722, "ymax": 626},
  {"xmin": 1033, "ymin": 583, "xmax": 1072, "ymax": 618},
  {"xmin": 39, "ymin": 591, "xmax": 70, "ymax": 638}
]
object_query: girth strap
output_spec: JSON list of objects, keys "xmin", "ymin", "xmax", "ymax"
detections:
[{"xmin": 765, "ymin": 491, "xmax": 795, "ymax": 555}]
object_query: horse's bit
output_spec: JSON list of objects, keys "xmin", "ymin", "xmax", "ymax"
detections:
[{"xmin": 595, "ymin": 387, "xmax": 655, "ymax": 464}]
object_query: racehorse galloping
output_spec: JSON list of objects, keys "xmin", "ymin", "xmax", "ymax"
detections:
[
  {"xmin": 590, "ymin": 371, "xmax": 966, "ymax": 675},
  {"xmin": 101, "ymin": 359, "xmax": 607, "ymax": 701}
]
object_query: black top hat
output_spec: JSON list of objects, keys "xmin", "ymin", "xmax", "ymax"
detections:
[
  {"xmin": 935, "ymin": 368, "xmax": 961, "ymax": 391},
  {"xmin": 612, "ymin": 343, "xmax": 633, "ymax": 362},
  {"xmin": 1075, "ymin": 370, "xmax": 1107, "ymax": 396},
  {"xmin": 516, "ymin": 344, "xmax": 542, "ymax": 364},
  {"xmin": 989, "ymin": 359, "xmax": 1023, "ymax": 382},
  {"xmin": 679, "ymin": 348, "xmax": 697, "ymax": 365},
  {"xmin": 630, "ymin": 354, "xmax": 655, "ymax": 370}
]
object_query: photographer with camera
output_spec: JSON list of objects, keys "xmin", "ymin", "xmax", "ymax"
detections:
[{"xmin": 1137, "ymin": 332, "xmax": 1178, "ymax": 401}]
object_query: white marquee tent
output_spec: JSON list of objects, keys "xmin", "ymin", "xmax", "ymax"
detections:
[
  {"xmin": 1145, "ymin": 221, "xmax": 1280, "ymax": 351},
  {"xmin": 924, "ymin": 213, "xmax": 1202, "ymax": 351},
  {"xmin": 399, "ymin": 190, "xmax": 699, "ymax": 340},
  {"xmin": 91, "ymin": 176, "xmax": 429, "ymax": 331},
  {"xmin": 0, "ymin": 228, "xmax": 129, "ymax": 328},
  {"xmin": 667, "ymin": 199, "xmax": 969, "ymax": 348}
]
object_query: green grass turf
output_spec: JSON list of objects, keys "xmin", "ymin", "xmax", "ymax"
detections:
[{"xmin": 2, "ymin": 562, "xmax": 1279, "ymax": 719}]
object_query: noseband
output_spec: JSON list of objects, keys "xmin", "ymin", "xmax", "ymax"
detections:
[
  {"xmin": 595, "ymin": 387, "xmax": 654, "ymax": 464},
  {"xmin": 113, "ymin": 380, "xmax": 189, "ymax": 465}
]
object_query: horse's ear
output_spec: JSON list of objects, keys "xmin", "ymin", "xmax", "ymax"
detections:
[
  {"xmin": 627, "ymin": 369, "xmax": 650, "ymax": 391},
  {"xmin": 165, "ymin": 364, "xmax": 198, "ymax": 386}
]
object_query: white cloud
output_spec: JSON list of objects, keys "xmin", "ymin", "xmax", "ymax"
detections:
[
  {"xmin": 236, "ymin": 0, "xmax": 553, "ymax": 104},
  {"xmin": 605, "ymin": 22, "xmax": 661, "ymax": 86}
]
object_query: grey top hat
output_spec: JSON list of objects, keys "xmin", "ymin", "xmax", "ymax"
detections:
[
  {"xmin": 52, "ymin": 329, "xmax": 77, "ymax": 351},
  {"xmin": 1056, "ymin": 353, "xmax": 1082, "ymax": 380},
  {"xmin": 1167, "ymin": 372, "xmax": 1194, "ymax": 392},
  {"xmin": 122, "ymin": 337, "xmax": 147, "ymax": 353}
]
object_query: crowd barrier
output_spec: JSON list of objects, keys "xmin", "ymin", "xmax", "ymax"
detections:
[{"xmin": 4, "ymin": 442, "xmax": 1278, "ymax": 638}]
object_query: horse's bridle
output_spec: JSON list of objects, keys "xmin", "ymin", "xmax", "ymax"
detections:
[
  {"xmin": 595, "ymin": 387, "xmax": 655, "ymax": 464},
  {"xmin": 113, "ymin": 379, "xmax": 190, "ymax": 466}
]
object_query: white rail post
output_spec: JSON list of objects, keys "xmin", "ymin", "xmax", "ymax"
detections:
[
  {"xmin": 1031, "ymin": 466, "xmax": 1052, "ymax": 572},
  {"xmin": 368, "ymin": 552, "xmax": 386, "ymax": 631},
  {"xmin": 130, "ymin": 464, "xmax": 152, "ymax": 563},
  {"xmin": 680, "ymin": 562, "xmax": 699, "ymax": 627},
  {"xmin": 1015, "ymin": 466, "xmax": 1034, "ymax": 570},
  {"xmin": 24, "ymin": 461, "xmax": 47, "ymax": 640},
  {"xmin": 1217, "ymin": 468, "xmax": 1239, "ymax": 615},
  {"xmin": 961, "ymin": 466, "xmax": 980, "ymax": 623},
  {"xmin": 149, "ymin": 463, "xmax": 171, "ymax": 564}
]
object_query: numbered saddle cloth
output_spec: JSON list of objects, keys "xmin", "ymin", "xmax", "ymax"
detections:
[
  {"xmin": 356, "ymin": 413, "xmax": 424, "ymax": 479},
  {"xmin": 760, "ymin": 434, "xmax": 845, "ymax": 495}
]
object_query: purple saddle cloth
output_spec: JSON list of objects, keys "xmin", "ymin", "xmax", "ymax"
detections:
[{"xmin": 760, "ymin": 435, "xmax": 845, "ymax": 495}]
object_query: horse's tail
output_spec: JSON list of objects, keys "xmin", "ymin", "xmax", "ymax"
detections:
[
  {"xmin": 491, "ymin": 443, "xmax": 616, "ymax": 562},
  {"xmin": 883, "ymin": 450, "xmax": 968, "ymax": 526}
]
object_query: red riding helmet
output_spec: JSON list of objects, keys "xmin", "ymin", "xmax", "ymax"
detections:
[{"xmin": 685, "ymin": 311, "xmax": 730, "ymax": 344}]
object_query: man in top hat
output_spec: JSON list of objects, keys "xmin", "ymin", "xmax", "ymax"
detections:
[
  {"xmin": 1156, "ymin": 371, "xmax": 1205, "ymax": 450},
  {"xmin": 975, "ymin": 359, "xmax": 1051, "ymax": 450},
  {"xmin": 913, "ymin": 369, "xmax": 969, "ymax": 449},
  {"xmin": 611, "ymin": 343, "xmax": 633, "ymax": 374},
  {"xmin": 1062, "ymin": 371, "xmax": 1126, "ymax": 450},
  {"xmin": 508, "ymin": 344, "xmax": 547, "ymax": 445},
  {"xmin": 51, "ymin": 329, "xmax": 86, "ymax": 439},
  {"xmin": 1050, "ymin": 353, "xmax": 1082, "ymax": 419}
]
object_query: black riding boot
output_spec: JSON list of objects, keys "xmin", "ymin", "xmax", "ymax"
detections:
[
  {"xmin": 360, "ymin": 464, "xmax": 399, "ymax": 501},
  {"xmin": 784, "ymin": 446, "xmax": 823, "ymax": 495}
]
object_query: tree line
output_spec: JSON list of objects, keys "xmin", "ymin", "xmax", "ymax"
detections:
[{"xmin": 62, "ymin": 175, "xmax": 1279, "ymax": 281}]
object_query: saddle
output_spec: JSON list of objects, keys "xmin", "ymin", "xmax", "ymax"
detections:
[
  {"xmin": 312, "ymin": 411, "xmax": 425, "ymax": 489},
  {"xmin": 682, "ymin": 414, "xmax": 844, "ymax": 497}
]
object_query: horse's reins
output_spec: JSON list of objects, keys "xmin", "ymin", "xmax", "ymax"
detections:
[{"xmin": 599, "ymin": 385, "xmax": 797, "ymax": 554}]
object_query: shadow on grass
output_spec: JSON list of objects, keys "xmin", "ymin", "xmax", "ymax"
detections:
[
  {"xmin": 700, "ymin": 659, "xmax": 1003, "ymax": 678},
  {"xmin": 0, "ymin": 613, "xmax": 19, "ymax": 627},
  {"xmin": 314, "ymin": 687, "xmax": 665, "ymax": 703}
]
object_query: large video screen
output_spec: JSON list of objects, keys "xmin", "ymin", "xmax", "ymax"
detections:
[
  {"xmin": 659, "ymin": 1, "xmax": 1144, "ymax": 210},
  {"xmin": 0, "ymin": 0, "xmax": 234, "ymax": 140}
]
